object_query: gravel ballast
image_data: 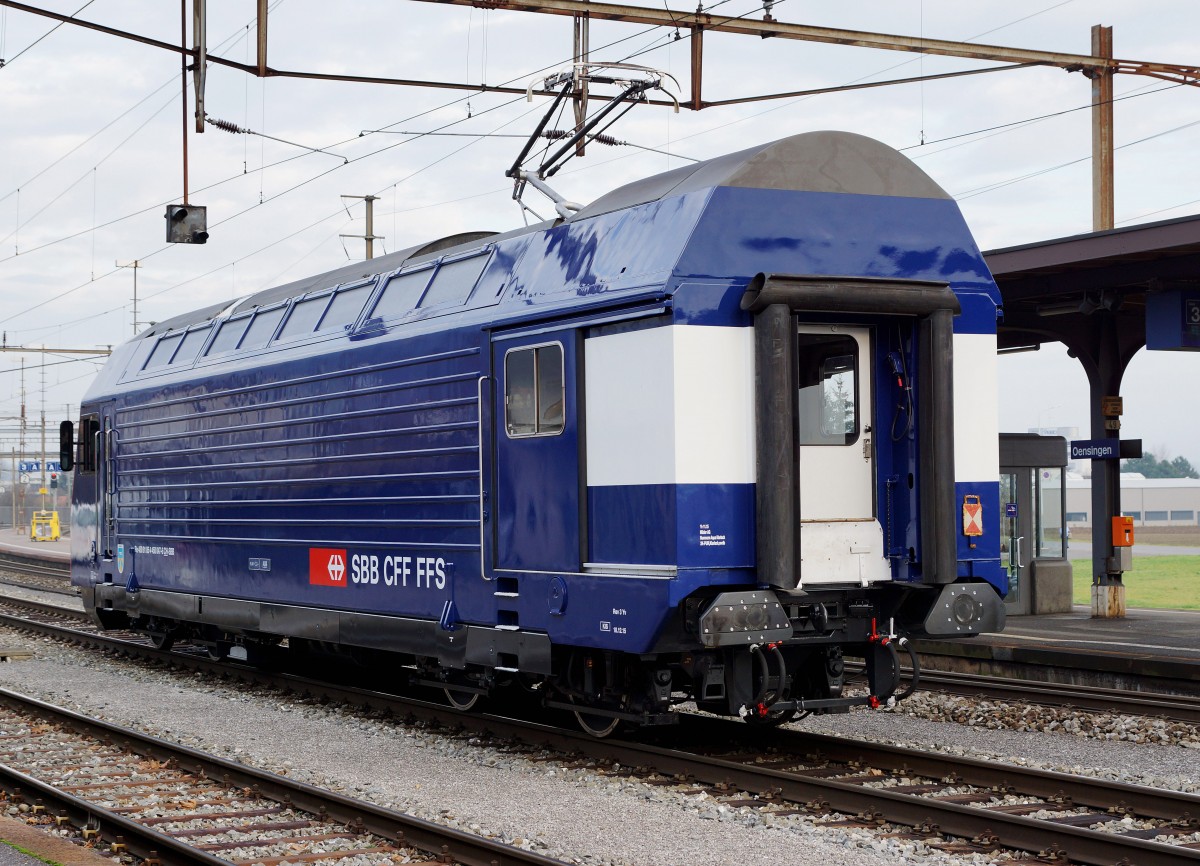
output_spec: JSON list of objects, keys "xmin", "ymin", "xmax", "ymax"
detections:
[{"xmin": 0, "ymin": 609, "xmax": 1195, "ymax": 865}]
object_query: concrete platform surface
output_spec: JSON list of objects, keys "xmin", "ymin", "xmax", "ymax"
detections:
[
  {"xmin": 916, "ymin": 604, "xmax": 1200, "ymax": 694},
  {"xmin": 0, "ymin": 815, "xmax": 114, "ymax": 866},
  {"xmin": 988, "ymin": 604, "xmax": 1200, "ymax": 662},
  {"xmin": 0, "ymin": 531, "xmax": 70, "ymax": 562}
]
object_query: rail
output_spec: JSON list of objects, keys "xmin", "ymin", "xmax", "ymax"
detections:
[
  {"xmin": 0, "ymin": 686, "xmax": 567, "ymax": 866},
  {"xmin": 0, "ymin": 595, "xmax": 1195, "ymax": 865}
]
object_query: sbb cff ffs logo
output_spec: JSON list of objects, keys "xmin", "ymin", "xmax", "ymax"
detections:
[
  {"xmin": 309, "ymin": 548, "xmax": 347, "ymax": 587},
  {"xmin": 308, "ymin": 547, "xmax": 449, "ymax": 590}
]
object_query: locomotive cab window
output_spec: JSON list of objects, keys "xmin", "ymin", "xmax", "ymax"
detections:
[
  {"xmin": 143, "ymin": 333, "xmax": 182, "ymax": 370},
  {"xmin": 797, "ymin": 333, "xmax": 859, "ymax": 446},
  {"xmin": 505, "ymin": 344, "xmax": 564, "ymax": 437},
  {"xmin": 172, "ymin": 324, "xmax": 212, "ymax": 365},
  {"xmin": 207, "ymin": 314, "xmax": 251, "ymax": 356},
  {"xmin": 370, "ymin": 268, "xmax": 434, "ymax": 321},
  {"xmin": 419, "ymin": 252, "xmax": 490, "ymax": 309},
  {"xmin": 241, "ymin": 305, "xmax": 287, "ymax": 349},
  {"xmin": 277, "ymin": 293, "xmax": 332, "ymax": 341},
  {"xmin": 318, "ymin": 280, "xmax": 375, "ymax": 331}
]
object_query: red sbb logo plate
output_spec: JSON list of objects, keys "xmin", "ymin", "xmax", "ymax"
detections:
[{"xmin": 309, "ymin": 548, "xmax": 348, "ymax": 587}]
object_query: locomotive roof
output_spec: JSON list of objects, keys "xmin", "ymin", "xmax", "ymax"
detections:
[
  {"xmin": 568, "ymin": 130, "xmax": 950, "ymax": 220},
  {"xmin": 139, "ymin": 131, "xmax": 951, "ymax": 340}
]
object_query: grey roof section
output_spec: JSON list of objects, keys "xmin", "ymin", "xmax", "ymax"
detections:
[
  {"xmin": 138, "ymin": 299, "xmax": 237, "ymax": 340},
  {"xmin": 569, "ymin": 130, "xmax": 951, "ymax": 221},
  {"xmin": 137, "ymin": 132, "xmax": 947, "ymax": 339}
]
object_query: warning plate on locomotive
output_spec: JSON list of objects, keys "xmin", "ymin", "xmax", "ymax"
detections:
[{"xmin": 249, "ymin": 558, "xmax": 271, "ymax": 572}]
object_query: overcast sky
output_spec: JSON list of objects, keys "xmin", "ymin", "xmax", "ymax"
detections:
[{"xmin": 0, "ymin": 0, "xmax": 1197, "ymax": 468}]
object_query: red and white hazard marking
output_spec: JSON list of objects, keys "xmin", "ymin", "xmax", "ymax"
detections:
[{"xmin": 962, "ymin": 496, "xmax": 984, "ymax": 537}]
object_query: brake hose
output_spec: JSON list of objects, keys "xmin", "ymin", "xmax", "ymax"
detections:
[
  {"xmin": 894, "ymin": 637, "xmax": 921, "ymax": 702},
  {"xmin": 769, "ymin": 643, "xmax": 788, "ymax": 704},
  {"xmin": 749, "ymin": 643, "xmax": 771, "ymax": 707}
]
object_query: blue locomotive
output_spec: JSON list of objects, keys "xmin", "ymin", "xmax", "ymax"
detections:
[{"xmin": 62, "ymin": 131, "xmax": 1005, "ymax": 735}]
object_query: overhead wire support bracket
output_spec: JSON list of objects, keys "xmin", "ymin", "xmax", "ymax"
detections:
[
  {"xmin": 6, "ymin": 0, "xmax": 1200, "ymax": 102},
  {"xmin": 192, "ymin": 0, "xmax": 206, "ymax": 132}
]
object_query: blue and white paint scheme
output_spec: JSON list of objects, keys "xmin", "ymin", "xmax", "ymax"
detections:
[{"xmin": 66, "ymin": 131, "xmax": 1006, "ymax": 731}]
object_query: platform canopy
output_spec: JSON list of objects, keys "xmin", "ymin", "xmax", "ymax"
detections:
[
  {"xmin": 984, "ymin": 214, "xmax": 1200, "ymax": 602},
  {"xmin": 986, "ymin": 213, "xmax": 1200, "ymax": 356}
]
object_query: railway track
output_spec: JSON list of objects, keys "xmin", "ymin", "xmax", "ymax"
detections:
[
  {"xmin": 905, "ymin": 666, "xmax": 1200, "ymax": 725},
  {"xmin": 0, "ymin": 687, "xmax": 564, "ymax": 866},
  {"xmin": 0, "ymin": 594, "xmax": 1196, "ymax": 865},
  {"xmin": 0, "ymin": 551, "xmax": 74, "ymax": 596},
  {"xmin": 836, "ymin": 655, "xmax": 1200, "ymax": 725}
]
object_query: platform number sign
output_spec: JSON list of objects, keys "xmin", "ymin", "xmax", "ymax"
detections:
[{"xmin": 18, "ymin": 461, "xmax": 60, "ymax": 473}]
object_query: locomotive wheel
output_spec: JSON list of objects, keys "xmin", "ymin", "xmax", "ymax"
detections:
[
  {"xmin": 443, "ymin": 687, "xmax": 481, "ymax": 711},
  {"xmin": 570, "ymin": 699, "xmax": 621, "ymax": 738},
  {"xmin": 148, "ymin": 632, "xmax": 175, "ymax": 651}
]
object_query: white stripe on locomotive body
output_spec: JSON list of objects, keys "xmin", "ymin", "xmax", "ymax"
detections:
[
  {"xmin": 584, "ymin": 324, "xmax": 755, "ymax": 487},
  {"xmin": 673, "ymin": 325, "xmax": 756, "ymax": 485},
  {"xmin": 952, "ymin": 332, "xmax": 1001, "ymax": 484},
  {"xmin": 584, "ymin": 325, "xmax": 675, "ymax": 487}
]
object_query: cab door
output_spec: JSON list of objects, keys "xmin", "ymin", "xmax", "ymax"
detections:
[
  {"xmin": 796, "ymin": 324, "xmax": 889, "ymax": 585},
  {"xmin": 68, "ymin": 411, "xmax": 104, "ymax": 569},
  {"xmin": 492, "ymin": 331, "xmax": 582, "ymax": 572},
  {"xmin": 99, "ymin": 408, "xmax": 117, "ymax": 562}
]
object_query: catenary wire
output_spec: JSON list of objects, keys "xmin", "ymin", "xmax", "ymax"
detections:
[
  {"xmin": 0, "ymin": 0, "xmax": 778, "ymax": 328},
  {"xmin": 954, "ymin": 116, "xmax": 1200, "ymax": 199},
  {"xmin": 0, "ymin": 87, "xmax": 179, "ymax": 249},
  {"xmin": 0, "ymin": 0, "xmax": 93, "ymax": 67},
  {"xmin": 902, "ymin": 81, "xmax": 1182, "ymax": 158},
  {"xmin": 1116, "ymin": 197, "xmax": 1200, "ymax": 225},
  {"xmin": 0, "ymin": 2, "xmax": 280, "ymax": 205},
  {"xmin": 0, "ymin": 1, "xmax": 291, "ymax": 260},
  {"xmin": 0, "ymin": 1, "xmax": 1185, "ymax": 350},
  {"xmin": 0, "ymin": 77, "xmax": 177, "ymax": 205},
  {"xmin": 0, "ymin": 6, "xmax": 1147, "ymax": 338},
  {"xmin": 0, "ymin": 0, "xmax": 728, "ymax": 268}
]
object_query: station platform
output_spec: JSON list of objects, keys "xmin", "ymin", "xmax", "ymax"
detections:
[
  {"xmin": 0, "ymin": 529, "xmax": 70, "ymax": 562},
  {"xmin": 915, "ymin": 605, "xmax": 1200, "ymax": 696}
]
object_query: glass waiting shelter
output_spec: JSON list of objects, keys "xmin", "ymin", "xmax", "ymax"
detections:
[{"xmin": 999, "ymin": 434, "xmax": 1072, "ymax": 615}]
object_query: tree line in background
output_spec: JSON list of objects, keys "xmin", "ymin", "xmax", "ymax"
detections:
[{"xmin": 1122, "ymin": 452, "xmax": 1200, "ymax": 479}]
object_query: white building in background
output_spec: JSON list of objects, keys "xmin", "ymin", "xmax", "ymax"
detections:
[{"xmin": 1066, "ymin": 475, "xmax": 1200, "ymax": 526}]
